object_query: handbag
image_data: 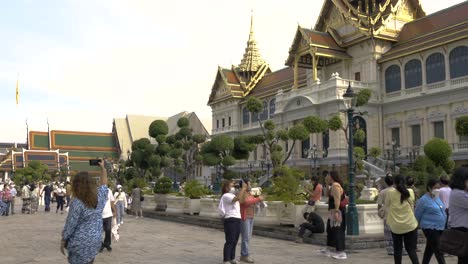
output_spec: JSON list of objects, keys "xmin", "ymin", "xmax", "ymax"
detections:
[
  {"xmin": 439, "ymin": 228, "xmax": 468, "ymax": 257},
  {"xmin": 140, "ymin": 196, "xmax": 144, "ymax": 202},
  {"xmin": 339, "ymin": 193, "xmax": 349, "ymax": 209}
]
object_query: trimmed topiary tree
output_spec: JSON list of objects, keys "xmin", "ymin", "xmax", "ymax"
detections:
[{"xmin": 423, "ymin": 138, "xmax": 453, "ymax": 173}]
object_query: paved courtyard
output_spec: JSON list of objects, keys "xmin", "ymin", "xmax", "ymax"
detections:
[{"xmin": 0, "ymin": 199, "xmax": 458, "ymax": 264}]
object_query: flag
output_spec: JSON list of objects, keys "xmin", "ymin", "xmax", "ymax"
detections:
[{"xmin": 15, "ymin": 78, "xmax": 19, "ymax": 105}]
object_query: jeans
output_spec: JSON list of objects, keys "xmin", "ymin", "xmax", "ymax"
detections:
[
  {"xmin": 44, "ymin": 195, "xmax": 51, "ymax": 211},
  {"xmin": 102, "ymin": 216, "xmax": 112, "ymax": 248},
  {"xmin": 2, "ymin": 201, "xmax": 10, "ymax": 216},
  {"xmin": 116, "ymin": 201, "xmax": 125, "ymax": 224},
  {"xmin": 391, "ymin": 228, "xmax": 420, "ymax": 264},
  {"xmin": 326, "ymin": 209, "xmax": 346, "ymax": 252},
  {"xmin": 223, "ymin": 218, "xmax": 241, "ymax": 262},
  {"xmin": 422, "ymin": 229, "xmax": 445, "ymax": 264},
  {"xmin": 241, "ymin": 218, "xmax": 254, "ymax": 257}
]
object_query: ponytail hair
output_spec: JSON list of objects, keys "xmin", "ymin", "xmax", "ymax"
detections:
[{"xmin": 394, "ymin": 175, "xmax": 410, "ymax": 204}]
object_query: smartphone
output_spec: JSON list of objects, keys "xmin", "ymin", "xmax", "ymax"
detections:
[{"xmin": 89, "ymin": 159, "xmax": 101, "ymax": 166}]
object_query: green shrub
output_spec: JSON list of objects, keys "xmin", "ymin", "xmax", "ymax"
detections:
[
  {"xmin": 154, "ymin": 176, "xmax": 172, "ymax": 194},
  {"xmin": 424, "ymin": 138, "xmax": 452, "ymax": 168},
  {"xmin": 184, "ymin": 180, "xmax": 207, "ymax": 199},
  {"xmin": 269, "ymin": 166, "xmax": 304, "ymax": 204}
]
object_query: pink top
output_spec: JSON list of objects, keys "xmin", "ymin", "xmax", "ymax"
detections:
[
  {"xmin": 240, "ymin": 194, "xmax": 262, "ymax": 221},
  {"xmin": 309, "ymin": 184, "xmax": 323, "ymax": 202}
]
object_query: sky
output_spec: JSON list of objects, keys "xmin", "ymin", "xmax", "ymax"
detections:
[{"xmin": 0, "ymin": 0, "xmax": 465, "ymax": 143}]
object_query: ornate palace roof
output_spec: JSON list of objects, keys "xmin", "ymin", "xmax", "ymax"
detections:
[
  {"xmin": 238, "ymin": 14, "xmax": 266, "ymax": 73},
  {"xmin": 380, "ymin": 1, "xmax": 468, "ymax": 62}
]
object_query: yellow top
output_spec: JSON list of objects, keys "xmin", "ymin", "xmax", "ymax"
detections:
[{"xmin": 384, "ymin": 188, "xmax": 418, "ymax": 234}]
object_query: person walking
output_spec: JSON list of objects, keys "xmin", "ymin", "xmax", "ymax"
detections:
[
  {"xmin": 377, "ymin": 174, "xmax": 396, "ymax": 255},
  {"xmin": 439, "ymin": 175, "xmax": 451, "ymax": 227},
  {"xmin": 303, "ymin": 175, "xmax": 323, "ymax": 213},
  {"xmin": 30, "ymin": 183, "xmax": 39, "ymax": 214},
  {"xmin": 384, "ymin": 175, "xmax": 419, "ymax": 264},
  {"xmin": 415, "ymin": 179, "xmax": 446, "ymax": 264},
  {"xmin": 41, "ymin": 183, "xmax": 53, "ymax": 212},
  {"xmin": 55, "ymin": 183, "xmax": 67, "ymax": 214},
  {"xmin": 38, "ymin": 182, "xmax": 45, "ymax": 207},
  {"xmin": 131, "ymin": 184, "xmax": 143, "ymax": 218},
  {"xmin": 113, "ymin": 185, "xmax": 127, "ymax": 225},
  {"xmin": 239, "ymin": 179, "xmax": 263, "ymax": 263},
  {"xmin": 218, "ymin": 180, "xmax": 247, "ymax": 264},
  {"xmin": 447, "ymin": 167, "xmax": 468, "ymax": 264},
  {"xmin": 61, "ymin": 160, "xmax": 109, "ymax": 264},
  {"xmin": 320, "ymin": 171, "xmax": 347, "ymax": 260},
  {"xmin": 22, "ymin": 182, "xmax": 31, "ymax": 214},
  {"xmin": 1, "ymin": 183, "xmax": 12, "ymax": 216},
  {"xmin": 100, "ymin": 186, "xmax": 115, "ymax": 252},
  {"xmin": 9, "ymin": 182, "xmax": 17, "ymax": 215}
]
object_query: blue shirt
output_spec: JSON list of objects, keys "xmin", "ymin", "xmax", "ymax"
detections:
[{"xmin": 415, "ymin": 193, "xmax": 446, "ymax": 230}]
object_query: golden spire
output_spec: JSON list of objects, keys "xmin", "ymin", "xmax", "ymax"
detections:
[{"xmin": 238, "ymin": 10, "xmax": 265, "ymax": 73}]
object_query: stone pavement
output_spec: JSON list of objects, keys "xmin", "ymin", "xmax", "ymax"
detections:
[{"xmin": 0, "ymin": 199, "xmax": 458, "ymax": 264}]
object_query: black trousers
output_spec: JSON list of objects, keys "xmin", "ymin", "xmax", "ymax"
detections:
[
  {"xmin": 298, "ymin": 222, "xmax": 323, "ymax": 238},
  {"xmin": 102, "ymin": 216, "xmax": 112, "ymax": 247},
  {"xmin": 56, "ymin": 196, "xmax": 64, "ymax": 211},
  {"xmin": 223, "ymin": 218, "xmax": 241, "ymax": 262},
  {"xmin": 391, "ymin": 228, "xmax": 420, "ymax": 264},
  {"xmin": 422, "ymin": 229, "xmax": 445, "ymax": 264},
  {"xmin": 326, "ymin": 209, "xmax": 346, "ymax": 252}
]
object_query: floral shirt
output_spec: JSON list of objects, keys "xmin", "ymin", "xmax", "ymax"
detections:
[{"xmin": 62, "ymin": 185, "xmax": 108, "ymax": 264}]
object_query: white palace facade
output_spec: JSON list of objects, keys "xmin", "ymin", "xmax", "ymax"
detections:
[{"xmin": 207, "ymin": 0, "xmax": 468, "ymax": 174}]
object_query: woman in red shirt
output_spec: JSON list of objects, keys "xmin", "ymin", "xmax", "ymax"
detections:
[{"xmin": 239, "ymin": 180, "xmax": 263, "ymax": 263}]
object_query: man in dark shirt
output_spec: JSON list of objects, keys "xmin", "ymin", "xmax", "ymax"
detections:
[
  {"xmin": 41, "ymin": 184, "xmax": 53, "ymax": 212},
  {"xmin": 296, "ymin": 212, "xmax": 325, "ymax": 243}
]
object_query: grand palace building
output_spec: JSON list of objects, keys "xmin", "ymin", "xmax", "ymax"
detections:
[{"xmin": 207, "ymin": 0, "xmax": 468, "ymax": 175}]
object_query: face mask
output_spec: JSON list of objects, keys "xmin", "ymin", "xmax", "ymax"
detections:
[
  {"xmin": 247, "ymin": 187, "xmax": 252, "ymax": 192},
  {"xmin": 118, "ymin": 188, "xmax": 122, "ymax": 192},
  {"xmin": 229, "ymin": 187, "xmax": 236, "ymax": 194},
  {"xmin": 431, "ymin": 189, "xmax": 440, "ymax": 197}
]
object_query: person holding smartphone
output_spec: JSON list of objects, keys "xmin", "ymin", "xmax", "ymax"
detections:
[
  {"xmin": 218, "ymin": 180, "xmax": 247, "ymax": 264},
  {"xmin": 61, "ymin": 160, "xmax": 109, "ymax": 264}
]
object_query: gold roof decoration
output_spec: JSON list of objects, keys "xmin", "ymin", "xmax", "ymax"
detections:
[{"xmin": 238, "ymin": 12, "xmax": 266, "ymax": 73}]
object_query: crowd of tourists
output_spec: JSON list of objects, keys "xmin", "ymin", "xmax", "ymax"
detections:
[{"xmin": 218, "ymin": 167, "xmax": 468, "ymax": 264}]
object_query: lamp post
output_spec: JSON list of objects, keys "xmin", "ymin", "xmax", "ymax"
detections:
[
  {"xmin": 343, "ymin": 83, "xmax": 359, "ymax": 236},
  {"xmin": 386, "ymin": 140, "xmax": 400, "ymax": 173},
  {"xmin": 248, "ymin": 162, "xmax": 253, "ymax": 178},
  {"xmin": 407, "ymin": 147, "xmax": 419, "ymax": 168},
  {"xmin": 213, "ymin": 153, "xmax": 223, "ymax": 193},
  {"xmin": 304, "ymin": 144, "xmax": 320, "ymax": 181}
]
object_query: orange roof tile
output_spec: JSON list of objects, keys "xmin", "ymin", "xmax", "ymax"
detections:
[{"xmin": 248, "ymin": 67, "xmax": 307, "ymax": 98}]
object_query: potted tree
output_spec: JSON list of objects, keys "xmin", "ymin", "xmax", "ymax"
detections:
[
  {"xmin": 154, "ymin": 176, "xmax": 172, "ymax": 211},
  {"xmin": 183, "ymin": 180, "xmax": 207, "ymax": 215},
  {"xmin": 269, "ymin": 166, "xmax": 306, "ymax": 227}
]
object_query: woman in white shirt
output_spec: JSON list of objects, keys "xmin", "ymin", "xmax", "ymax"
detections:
[
  {"xmin": 55, "ymin": 183, "xmax": 66, "ymax": 214},
  {"xmin": 218, "ymin": 180, "xmax": 247, "ymax": 264},
  {"xmin": 113, "ymin": 185, "xmax": 128, "ymax": 226}
]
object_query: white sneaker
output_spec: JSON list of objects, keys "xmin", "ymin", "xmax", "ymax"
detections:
[
  {"xmin": 319, "ymin": 248, "xmax": 332, "ymax": 257},
  {"xmin": 121, "ymin": 221, "xmax": 124, "ymax": 224},
  {"xmin": 332, "ymin": 252, "xmax": 347, "ymax": 260},
  {"xmin": 230, "ymin": 260, "xmax": 240, "ymax": 264}
]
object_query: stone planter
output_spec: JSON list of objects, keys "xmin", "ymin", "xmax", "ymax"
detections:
[
  {"xmin": 255, "ymin": 201, "xmax": 281, "ymax": 225},
  {"xmin": 142, "ymin": 195, "xmax": 157, "ymax": 211},
  {"xmin": 360, "ymin": 187, "xmax": 379, "ymax": 201},
  {"xmin": 315, "ymin": 203, "xmax": 383, "ymax": 234},
  {"xmin": 154, "ymin": 193, "xmax": 168, "ymax": 211},
  {"xmin": 166, "ymin": 195, "xmax": 185, "ymax": 213},
  {"xmin": 199, "ymin": 197, "xmax": 220, "ymax": 218},
  {"xmin": 278, "ymin": 202, "xmax": 306, "ymax": 227},
  {"xmin": 183, "ymin": 198, "xmax": 201, "ymax": 215}
]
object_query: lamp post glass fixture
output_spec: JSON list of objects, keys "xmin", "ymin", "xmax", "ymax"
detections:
[
  {"xmin": 407, "ymin": 146, "xmax": 419, "ymax": 168},
  {"xmin": 343, "ymin": 83, "xmax": 359, "ymax": 236},
  {"xmin": 304, "ymin": 144, "xmax": 320, "ymax": 181}
]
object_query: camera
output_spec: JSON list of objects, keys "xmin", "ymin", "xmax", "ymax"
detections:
[{"xmin": 89, "ymin": 159, "xmax": 102, "ymax": 166}]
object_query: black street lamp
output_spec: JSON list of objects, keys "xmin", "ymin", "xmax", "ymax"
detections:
[
  {"xmin": 304, "ymin": 144, "xmax": 320, "ymax": 181},
  {"xmin": 386, "ymin": 140, "xmax": 401, "ymax": 173},
  {"xmin": 407, "ymin": 146, "xmax": 419, "ymax": 168},
  {"xmin": 343, "ymin": 83, "xmax": 359, "ymax": 236},
  {"xmin": 248, "ymin": 162, "xmax": 254, "ymax": 177}
]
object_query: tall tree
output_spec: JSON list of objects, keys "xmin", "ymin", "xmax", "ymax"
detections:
[{"xmin": 13, "ymin": 160, "xmax": 50, "ymax": 184}]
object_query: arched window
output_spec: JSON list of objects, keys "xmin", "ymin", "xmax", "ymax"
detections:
[
  {"xmin": 242, "ymin": 107, "xmax": 250, "ymax": 125},
  {"xmin": 269, "ymin": 98, "xmax": 276, "ymax": 119},
  {"xmin": 404, "ymin": 59, "xmax": 422, "ymax": 88},
  {"xmin": 260, "ymin": 101, "xmax": 268, "ymax": 121},
  {"xmin": 385, "ymin": 65, "xmax": 401, "ymax": 93},
  {"xmin": 426, "ymin": 53, "xmax": 446, "ymax": 84},
  {"xmin": 450, "ymin": 46, "xmax": 468, "ymax": 78}
]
